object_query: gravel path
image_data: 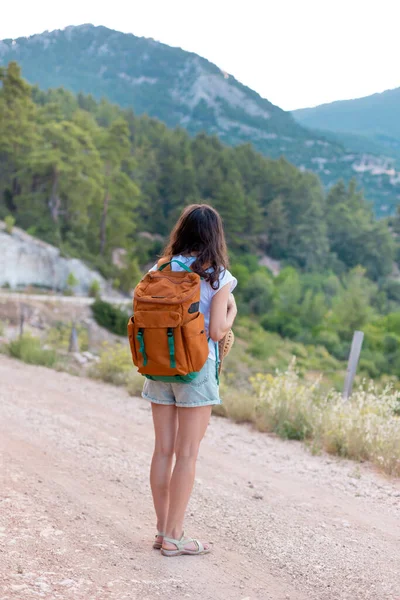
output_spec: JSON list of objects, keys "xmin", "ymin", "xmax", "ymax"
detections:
[{"xmin": 0, "ymin": 355, "xmax": 399, "ymax": 600}]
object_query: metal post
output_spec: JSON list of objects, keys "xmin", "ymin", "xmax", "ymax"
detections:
[
  {"xmin": 19, "ymin": 304, "xmax": 25, "ymax": 337},
  {"xmin": 68, "ymin": 322, "xmax": 79, "ymax": 353},
  {"xmin": 342, "ymin": 330, "xmax": 364, "ymax": 400}
]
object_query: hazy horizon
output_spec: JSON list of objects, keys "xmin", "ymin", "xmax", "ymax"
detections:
[{"xmin": 2, "ymin": 0, "xmax": 399, "ymax": 111}]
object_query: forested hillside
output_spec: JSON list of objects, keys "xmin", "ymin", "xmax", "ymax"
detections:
[
  {"xmin": 1, "ymin": 25, "xmax": 400, "ymax": 215},
  {"xmin": 3, "ymin": 61, "xmax": 400, "ymax": 379},
  {"xmin": 0, "ymin": 62, "xmax": 394, "ymax": 275}
]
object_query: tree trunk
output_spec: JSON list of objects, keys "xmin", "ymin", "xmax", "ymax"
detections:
[
  {"xmin": 100, "ymin": 188, "xmax": 110, "ymax": 256},
  {"xmin": 12, "ymin": 176, "xmax": 21, "ymax": 198},
  {"xmin": 48, "ymin": 168, "xmax": 61, "ymax": 223}
]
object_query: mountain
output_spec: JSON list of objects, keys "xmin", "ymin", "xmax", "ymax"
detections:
[
  {"xmin": 1, "ymin": 24, "xmax": 400, "ymax": 216},
  {"xmin": 293, "ymin": 88, "xmax": 400, "ymax": 165},
  {"xmin": 293, "ymin": 87, "xmax": 400, "ymax": 140}
]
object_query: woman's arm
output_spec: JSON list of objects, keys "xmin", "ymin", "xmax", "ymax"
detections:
[{"xmin": 209, "ymin": 283, "xmax": 237, "ymax": 342}]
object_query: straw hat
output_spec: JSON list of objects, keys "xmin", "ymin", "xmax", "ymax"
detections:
[{"xmin": 218, "ymin": 329, "xmax": 235, "ymax": 375}]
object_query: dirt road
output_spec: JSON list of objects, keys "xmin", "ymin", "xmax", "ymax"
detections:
[{"xmin": 0, "ymin": 356, "xmax": 399, "ymax": 600}]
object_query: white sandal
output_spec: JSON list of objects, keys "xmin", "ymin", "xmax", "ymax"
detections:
[
  {"xmin": 153, "ymin": 531, "xmax": 165, "ymax": 550},
  {"xmin": 161, "ymin": 532, "xmax": 210, "ymax": 557}
]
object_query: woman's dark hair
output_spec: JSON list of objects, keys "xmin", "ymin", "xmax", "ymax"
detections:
[{"xmin": 163, "ymin": 204, "xmax": 229, "ymax": 289}]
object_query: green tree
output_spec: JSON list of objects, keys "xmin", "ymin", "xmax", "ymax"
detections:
[
  {"xmin": 326, "ymin": 180, "xmax": 393, "ymax": 280},
  {"xmin": 265, "ymin": 196, "xmax": 289, "ymax": 258},
  {"xmin": 0, "ymin": 62, "xmax": 37, "ymax": 216},
  {"xmin": 97, "ymin": 118, "xmax": 139, "ymax": 255},
  {"xmin": 18, "ymin": 120, "xmax": 103, "ymax": 245},
  {"xmin": 329, "ymin": 267, "xmax": 376, "ymax": 340},
  {"xmin": 243, "ymin": 271, "xmax": 276, "ymax": 316}
]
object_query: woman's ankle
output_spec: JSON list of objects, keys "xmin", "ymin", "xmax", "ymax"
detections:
[
  {"xmin": 165, "ymin": 527, "xmax": 183, "ymax": 540},
  {"xmin": 156, "ymin": 523, "xmax": 166, "ymax": 535}
]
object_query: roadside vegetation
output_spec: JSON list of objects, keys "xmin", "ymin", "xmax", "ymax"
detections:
[{"xmin": 2, "ymin": 315, "xmax": 398, "ymax": 477}]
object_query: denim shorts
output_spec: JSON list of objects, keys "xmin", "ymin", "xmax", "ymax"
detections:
[{"xmin": 142, "ymin": 358, "xmax": 221, "ymax": 408}]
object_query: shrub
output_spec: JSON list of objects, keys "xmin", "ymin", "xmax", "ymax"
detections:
[
  {"xmin": 65, "ymin": 272, "xmax": 78, "ymax": 295},
  {"xmin": 251, "ymin": 361, "xmax": 400, "ymax": 476},
  {"xmin": 46, "ymin": 322, "xmax": 89, "ymax": 352},
  {"xmin": 252, "ymin": 360, "xmax": 319, "ymax": 440},
  {"xmin": 89, "ymin": 341, "xmax": 132, "ymax": 385},
  {"xmin": 242, "ymin": 272, "xmax": 275, "ymax": 316},
  {"xmin": 126, "ymin": 370, "xmax": 145, "ymax": 397},
  {"xmin": 319, "ymin": 382, "xmax": 400, "ymax": 474},
  {"xmin": 216, "ymin": 382, "xmax": 256, "ymax": 423},
  {"xmin": 313, "ymin": 330, "xmax": 341, "ymax": 355},
  {"xmin": 66, "ymin": 272, "xmax": 78, "ymax": 288},
  {"xmin": 88, "ymin": 279, "xmax": 101, "ymax": 298},
  {"xmin": 8, "ymin": 335, "xmax": 57, "ymax": 367},
  {"xmin": 91, "ymin": 299, "xmax": 129, "ymax": 336},
  {"xmin": 4, "ymin": 215, "xmax": 16, "ymax": 234},
  {"xmin": 248, "ymin": 332, "xmax": 271, "ymax": 360},
  {"xmin": 118, "ymin": 258, "xmax": 142, "ymax": 293},
  {"xmin": 261, "ymin": 311, "xmax": 302, "ymax": 338}
]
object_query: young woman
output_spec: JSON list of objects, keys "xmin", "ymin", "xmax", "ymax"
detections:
[{"xmin": 142, "ymin": 204, "xmax": 237, "ymax": 557}]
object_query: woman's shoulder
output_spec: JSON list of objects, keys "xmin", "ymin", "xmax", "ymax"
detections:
[
  {"xmin": 168, "ymin": 256, "xmax": 237, "ymax": 293},
  {"xmin": 211, "ymin": 267, "xmax": 237, "ymax": 295}
]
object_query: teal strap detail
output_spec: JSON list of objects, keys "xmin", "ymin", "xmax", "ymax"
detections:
[
  {"xmin": 167, "ymin": 328, "xmax": 176, "ymax": 368},
  {"xmin": 215, "ymin": 341, "xmax": 219, "ymax": 385},
  {"xmin": 137, "ymin": 328, "xmax": 148, "ymax": 366},
  {"xmin": 145, "ymin": 372, "xmax": 199, "ymax": 383},
  {"xmin": 158, "ymin": 260, "xmax": 192, "ymax": 273}
]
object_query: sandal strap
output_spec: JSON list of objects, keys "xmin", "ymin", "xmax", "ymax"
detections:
[
  {"xmin": 187, "ymin": 539, "xmax": 203, "ymax": 552},
  {"xmin": 163, "ymin": 533, "xmax": 204, "ymax": 552},
  {"xmin": 163, "ymin": 535, "xmax": 183, "ymax": 549}
]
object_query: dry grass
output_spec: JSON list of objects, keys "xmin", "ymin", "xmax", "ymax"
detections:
[
  {"xmin": 318, "ymin": 382, "xmax": 400, "ymax": 475},
  {"xmin": 214, "ymin": 382, "xmax": 256, "ymax": 423},
  {"xmin": 88, "ymin": 341, "xmax": 132, "ymax": 386},
  {"xmin": 235, "ymin": 360, "xmax": 400, "ymax": 477},
  {"xmin": 126, "ymin": 370, "xmax": 145, "ymax": 397}
]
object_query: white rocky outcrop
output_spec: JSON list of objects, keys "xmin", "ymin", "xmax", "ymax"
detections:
[{"xmin": 0, "ymin": 221, "xmax": 114, "ymax": 295}]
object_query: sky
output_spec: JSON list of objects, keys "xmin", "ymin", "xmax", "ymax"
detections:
[{"xmin": 1, "ymin": 0, "xmax": 399, "ymax": 111}]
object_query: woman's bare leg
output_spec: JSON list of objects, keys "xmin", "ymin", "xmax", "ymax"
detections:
[
  {"xmin": 150, "ymin": 404, "xmax": 178, "ymax": 536},
  {"xmin": 163, "ymin": 405, "xmax": 212, "ymax": 550}
]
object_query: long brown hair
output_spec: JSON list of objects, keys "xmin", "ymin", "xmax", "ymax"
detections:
[{"xmin": 163, "ymin": 204, "xmax": 229, "ymax": 289}]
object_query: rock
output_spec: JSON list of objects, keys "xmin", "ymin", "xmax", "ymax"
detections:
[
  {"xmin": 82, "ymin": 351, "xmax": 96, "ymax": 361},
  {"xmin": 342, "ymin": 520, "xmax": 351, "ymax": 528},
  {"xmin": 11, "ymin": 584, "xmax": 29, "ymax": 591},
  {"xmin": 112, "ymin": 248, "xmax": 127, "ymax": 268},
  {"xmin": 73, "ymin": 353, "xmax": 88, "ymax": 365},
  {"xmin": 0, "ymin": 222, "xmax": 109, "ymax": 295}
]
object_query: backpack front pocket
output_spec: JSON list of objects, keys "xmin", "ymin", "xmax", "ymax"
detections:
[
  {"xmin": 132, "ymin": 311, "xmax": 189, "ymax": 375},
  {"xmin": 182, "ymin": 313, "xmax": 209, "ymax": 373}
]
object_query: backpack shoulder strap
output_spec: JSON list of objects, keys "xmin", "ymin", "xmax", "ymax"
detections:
[
  {"xmin": 157, "ymin": 259, "xmax": 192, "ymax": 273},
  {"xmin": 157, "ymin": 257, "xmax": 171, "ymax": 271}
]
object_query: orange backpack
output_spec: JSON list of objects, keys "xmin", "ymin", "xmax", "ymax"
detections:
[{"xmin": 127, "ymin": 259, "xmax": 210, "ymax": 382}]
